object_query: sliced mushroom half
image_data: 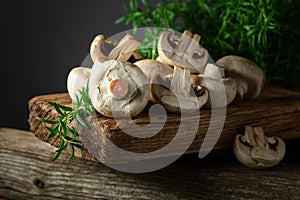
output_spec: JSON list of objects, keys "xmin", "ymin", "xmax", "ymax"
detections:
[
  {"xmin": 151, "ymin": 65, "xmax": 208, "ymax": 113},
  {"xmin": 234, "ymin": 126, "xmax": 286, "ymax": 169},
  {"xmin": 90, "ymin": 34, "xmax": 142, "ymax": 63},
  {"xmin": 89, "ymin": 60, "xmax": 150, "ymax": 118},
  {"xmin": 158, "ymin": 30, "xmax": 209, "ymax": 73}
]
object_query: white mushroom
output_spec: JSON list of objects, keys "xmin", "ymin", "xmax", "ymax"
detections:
[
  {"xmin": 216, "ymin": 55, "xmax": 265, "ymax": 103},
  {"xmin": 153, "ymin": 30, "xmax": 211, "ymax": 112},
  {"xmin": 234, "ymin": 126, "xmax": 286, "ymax": 169},
  {"xmin": 190, "ymin": 74, "xmax": 237, "ymax": 108},
  {"xmin": 67, "ymin": 67, "xmax": 91, "ymax": 101},
  {"xmin": 158, "ymin": 30, "xmax": 208, "ymax": 73},
  {"xmin": 134, "ymin": 59, "xmax": 173, "ymax": 103},
  {"xmin": 89, "ymin": 60, "xmax": 150, "ymax": 118},
  {"xmin": 90, "ymin": 34, "xmax": 142, "ymax": 63},
  {"xmin": 153, "ymin": 66, "xmax": 208, "ymax": 113}
]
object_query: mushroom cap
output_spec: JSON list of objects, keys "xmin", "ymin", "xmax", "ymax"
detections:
[
  {"xmin": 67, "ymin": 67, "xmax": 91, "ymax": 101},
  {"xmin": 234, "ymin": 126, "xmax": 286, "ymax": 169},
  {"xmin": 134, "ymin": 59, "xmax": 173, "ymax": 103},
  {"xmin": 157, "ymin": 31, "xmax": 208, "ymax": 73},
  {"xmin": 190, "ymin": 75, "xmax": 237, "ymax": 107},
  {"xmin": 216, "ymin": 55, "xmax": 265, "ymax": 100},
  {"xmin": 89, "ymin": 60, "xmax": 150, "ymax": 118}
]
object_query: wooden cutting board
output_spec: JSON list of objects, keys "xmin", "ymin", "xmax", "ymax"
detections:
[{"xmin": 28, "ymin": 86, "xmax": 300, "ymax": 163}]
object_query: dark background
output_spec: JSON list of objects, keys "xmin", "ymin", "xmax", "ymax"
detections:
[{"xmin": 0, "ymin": 0, "xmax": 159, "ymax": 130}]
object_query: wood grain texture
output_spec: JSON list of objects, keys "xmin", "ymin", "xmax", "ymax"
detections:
[
  {"xmin": 28, "ymin": 87, "xmax": 300, "ymax": 163},
  {"xmin": 1, "ymin": 128, "xmax": 300, "ymax": 200}
]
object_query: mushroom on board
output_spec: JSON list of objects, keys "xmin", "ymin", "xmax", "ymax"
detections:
[
  {"xmin": 158, "ymin": 30, "xmax": 209, "ymax": 73},
  {"xmin": 234, "ymin": 126, "xmax": 286, "ymax": 169},
  {"xmin": 190, "ymin": 74, "xmax": 237, "ymax": 108},
  {"xmin": 134, "ymin": 59, "xmax": 173, "ymax": 103},
  {"xmin": 67, "ymin": 67, "xmax": 91, "ymax": 101},
  {"xmin": 89, "ymin": 60, "xmax": 150, "ymax": 118},
  {"xmin": 190, "ymin": 62, "xmax": 238, "ymax": 107},
  {"xmin": 90, "ymin": 34, "xmax": 142, "ymax": 64},
  {"xmin": 154, "ymin": 30, "xmax": 211, "ymax": 112},
  {"xmin": 216, "ymin": 55, "xmax": 265, "ymax": 103}
]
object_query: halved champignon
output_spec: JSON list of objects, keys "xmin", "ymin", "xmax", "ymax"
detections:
[
  {"xmin": 154, "ymin": 30, "xmax": 211, "ymax": 112},
  {"xmin": 216, "ymin": 55, "xmax": 265, "ymax": 102},
  {"xmin": 67, "ymin": 67, "xmax": 91, "ymax": 101},
  {"xmin": 89, "ymin": 60, "xmax": 150, "ymax": 118},
  {"xmin": 158, "ymin": 30, "xmax": 208, "ymax": 73},
  {"xmin": 234, "ymin": 126, "xmax": 286, "ymax": 169},
  {"xmin": 150, "ymin": 65, "xmax": 208, "ymax": 113},
  {"xmin": 90, "ymin": 34, "xmax": 142, "ymax": 63},
  {"xmin": 190, "ymin": 74, "xmax": 237, "ymax": 108},
  {"xmin": 134, "ymin": 59, "xmax": 173, "ymax": 103}
]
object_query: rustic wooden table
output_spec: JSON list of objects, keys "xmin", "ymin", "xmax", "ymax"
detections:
[{"xmin": 1, "ymin": 127, "xmax": 300, "ymax": 199}]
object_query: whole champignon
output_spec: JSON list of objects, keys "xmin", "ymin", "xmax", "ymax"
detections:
[
  {"xmin": 190, "ymin": 74, "xmax": 237, "ymax": 108},
  {"xmin": 216, "ymin": 55, "xmax": 265, "ymax": 102},
  {"xmin": 89, "ymin": 60, "xmax": 150, "ymax": 118},
  {"xmin": 134, "ymin": 59, "xmax": 173, "ymax": 103},
  {"xmin": 90, "ymin": 34, "xmax": 142, "ymax": 63},
  {"xmin": 67, "ymin": 67, "xmax": 91, "ymax": 101},
  {"xmin": 158, "ymin": 30, "xmax": 208, "ymax": 73},
  {"xmin": 234, "ymin": 126, "xmax": 286, "ymax": 169}
]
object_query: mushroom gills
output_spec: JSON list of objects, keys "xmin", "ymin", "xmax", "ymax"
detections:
[
  {"xmin": 234, "ymin": 126, "xmax": 286, "ymax": 169},
  {"xmin": 158, "ymin": 30, "xmax": 209, "ymax": 73}
]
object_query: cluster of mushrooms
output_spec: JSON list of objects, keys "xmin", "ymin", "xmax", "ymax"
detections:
[{"xmin": 67, "ymin": 30, "xmax": 285, "ymax": 169}]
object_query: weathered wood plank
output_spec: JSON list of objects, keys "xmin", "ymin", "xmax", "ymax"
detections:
[
  {"xmin": 0, "ymin": 128, "xmax": 300, "ymax": 200},
  {"xmin": 28, "ymin": 86, "xmax": 300, "ymax": 163}
]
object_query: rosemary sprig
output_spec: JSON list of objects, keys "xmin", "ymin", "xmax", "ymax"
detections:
[
  {"xmin": 116, "ymin": 0, "xmax": 300, "ymax": 85},
  {"xmin": 36, "ymin": 83, "xmax": 94, "ymax": 161}
]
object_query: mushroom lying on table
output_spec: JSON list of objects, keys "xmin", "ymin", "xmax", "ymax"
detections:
[
  {"xmin": 154, "ymin": 30, "xmax": 211, "ymax": 113},
  {"xmin": 234, "ymin": 126, "xmax": 286, "ymax": 169},
  {"xmin": 90, "ymin": 34, "xmax": 142, "ymax": 63},
  {"xmin": 216, "ymin": 55, "xmax": 265, "ymax": 103},
  {"xmin": 89, "ymin": 60, "xmax": 150, "ymax": 118},
  {"xmin": 67, "ymin": 67, "xmax": 91, "ymax": 101}
]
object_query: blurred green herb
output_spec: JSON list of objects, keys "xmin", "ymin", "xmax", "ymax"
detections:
[
  {"xmin": 116, "ymin": 0, "xmax": 300, "ymax": 85},
  {"xmin": 36, "ymin": 84, "xmax": 94, "ymax": 161}
]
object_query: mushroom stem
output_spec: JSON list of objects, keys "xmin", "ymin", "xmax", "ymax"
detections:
[
  {"xmin": 108, "ymin": 34, "xmax": 141, "ymax": 62},
  {"xmin": 235, "ymin": 79, "xmax": 249, "ymax": 102},
  {"xmin": 204, "ymin": 63, "xmax": 225, "ymax": 78},
  {"xmin": 177, "ymin": 30, "xmax": 193, "ymax": 53},
  {"xmin": 108, "ymin": 79, "xmax": 129, "ymax": 100},
  {"xmin": 170, "ymin": 66, "xmax": 191, "ymax": 98}
]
